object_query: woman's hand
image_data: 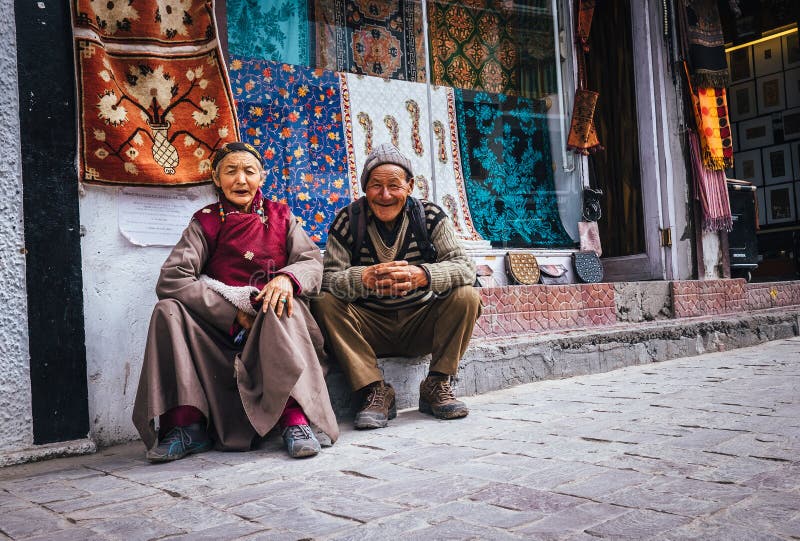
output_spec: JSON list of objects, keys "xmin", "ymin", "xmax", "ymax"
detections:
[
  {"xmin": 254, "ymin": 274, "xmax": 295, "ymax": 318},
  {"xmin": 236, "ymin": 309, "xmax": 255, "ymax": 330}
]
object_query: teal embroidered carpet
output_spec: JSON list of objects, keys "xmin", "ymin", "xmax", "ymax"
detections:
[
  {"xmin": 455, "ymin": 89, "xmax": 573, "ymax": 247},
  {"xmin": 226, "ymin": 0, "xmax": 310, "ymax": 66}
]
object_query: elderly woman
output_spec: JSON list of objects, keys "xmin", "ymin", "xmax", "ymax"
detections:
[{"xmin": 132, "ymin": 142, "xmax": 338, "ymax": 462}]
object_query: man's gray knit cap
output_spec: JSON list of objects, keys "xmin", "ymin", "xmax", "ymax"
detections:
[{"xmin": 359, "ymin": 143, "xmax": 414, "ymax": 190}]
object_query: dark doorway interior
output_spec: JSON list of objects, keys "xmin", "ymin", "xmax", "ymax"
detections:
[{"xmin": 586, "ymin": 0, "xmax": 646, "ymax": 258}]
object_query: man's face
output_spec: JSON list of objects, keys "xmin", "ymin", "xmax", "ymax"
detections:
[{"xmin": 364, "ymin": 164, "xmax": 413, "ymax": 227}]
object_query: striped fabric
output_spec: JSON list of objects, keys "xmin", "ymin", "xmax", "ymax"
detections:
[{"xmin": 689, "ymin": 130, "xmax": 732, "ymax": 232}]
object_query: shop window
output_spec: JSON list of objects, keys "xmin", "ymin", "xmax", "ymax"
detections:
[
  {"xmin": 223, "ymin": 0, "xmax": 581, "ymax": 248},
  {"xmin": 725, "ymin": 24, "xmax": 799, "ymax": 280}
]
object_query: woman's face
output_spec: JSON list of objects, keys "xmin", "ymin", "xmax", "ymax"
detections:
[{"xmin": 213, "ymin": 152, "xmax": 265, "ymax": 212}]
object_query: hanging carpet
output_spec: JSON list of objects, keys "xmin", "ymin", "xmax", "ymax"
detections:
[
  {"xmin": 229, "ymin": 57, "xmax": 354, "ymax": 245},
  {"xmin": 309, "ymin": 0, "xmax": 426, "ymax": 82},
  {"xmin": 514, "ymin": 1, "xmax": 558, "ymax": 98},
  {"xmin": 566, "ymin": 0, "xmax": 602, "ymax": 155},
  {"xmin": 226, "ymin": 0, "xmax": 311, "ymax": 66},
  {"xmin": 71, "ymin": 0, "xmax": 239, "ymax": 186},
  {"xmin": 678, "ymin": 0, "xmax": 733, "ymax": 170},
  {"xmin": 341, "ymin": 73, "xmax": 481, "ymax": 241},
  {"xmin": 681, "ymin": 0, "xmax": 730, "ymax": 88},
  {"xmin": 454, "ymin": 89, "xmax": 573, "ymax": 247},
  {"xmin": 427, "ymin": 0, "xmax": 520, "ymax": 95}
]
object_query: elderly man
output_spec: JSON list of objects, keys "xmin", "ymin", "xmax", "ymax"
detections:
[{"xmin": 311, "ymin": 144, "xmax": 481, "ymax": 429}]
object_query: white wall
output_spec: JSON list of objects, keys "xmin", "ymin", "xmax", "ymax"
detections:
[
  {"xmin": 701, "ymin": 231, "xmax": 723, "ymax": 279},
  {"xmin": 0, "ymin": 0, "xmax": 34, "ymax": 453},
  {"xmin": 80, "ymin": 184, "xmax": 215, "ymax": 446}
]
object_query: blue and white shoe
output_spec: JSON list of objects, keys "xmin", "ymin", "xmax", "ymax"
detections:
[
  {"xmin": 146, "ymin": 423, "xmax": 212, "ymax": 463},
  {"xmin": 282, "ymin": 424, "xmax": 321, "ymax": 458}
]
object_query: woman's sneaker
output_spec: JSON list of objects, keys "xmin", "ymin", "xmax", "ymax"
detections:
[
  {"xmin": 282, "ymin": 424, "xmax": 321, "ymax": 458},
  {"xmin": 146, "ymin": 423, "xmax": 212, "ymax": 463}
]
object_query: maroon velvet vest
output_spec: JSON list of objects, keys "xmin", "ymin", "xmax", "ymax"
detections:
[{"xmin": 193, "ymin": 197, "xmax": 290, "ymax": 290}]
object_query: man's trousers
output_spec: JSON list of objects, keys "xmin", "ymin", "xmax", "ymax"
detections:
[{"xmin": 311, "ymin": 286, "xmax": 482, "ymax": 391}]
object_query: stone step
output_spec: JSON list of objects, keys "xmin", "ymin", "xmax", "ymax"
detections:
[{"xmin": 327, "ymin": 306, "xmax": 800, "ymax": 416}]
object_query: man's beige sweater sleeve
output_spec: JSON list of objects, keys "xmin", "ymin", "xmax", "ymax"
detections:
[
  {"xmin": 321, "ymin": 230, "xmax": 372, "ymax": 301},
  {"xmin": 421, "ymin": 216, "xmax": 476, "ymax": 294}
]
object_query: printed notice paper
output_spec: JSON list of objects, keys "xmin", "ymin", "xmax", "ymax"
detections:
[{"xmin": 118, "ymin": 187, "xmax": 210, "ymax": 246}]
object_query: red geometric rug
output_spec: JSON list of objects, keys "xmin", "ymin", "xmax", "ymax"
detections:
[
  {"xmin": 71, "ymin": 0, "xmax": 238, "ymax": 186},
  {"xmin": 310, "ymin": 0, "xmax": 427, "ymax": 83}
]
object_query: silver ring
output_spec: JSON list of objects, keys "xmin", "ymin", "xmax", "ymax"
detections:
[{"xmin": 280, "ymin": 298, "xmax": 287, "ymax": 303}]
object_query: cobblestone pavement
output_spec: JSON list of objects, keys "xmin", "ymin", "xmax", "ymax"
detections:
[{"xmin": 1, "ymin": 338, "xmax": 799, "ymax": 540}]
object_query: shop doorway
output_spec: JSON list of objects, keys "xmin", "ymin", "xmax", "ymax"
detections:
[
  {"xmin": 586, "ymin": 0, "xmax": 645, "ymax": 258},
  {"xmin": 585, "ymin": 0, "xmax": 669, "ymax": 281}
]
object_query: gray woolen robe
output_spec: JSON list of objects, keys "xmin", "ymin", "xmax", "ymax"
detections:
[{"xmin": 132, "ymin": 217, "xmax": 339, "ymax": 451}]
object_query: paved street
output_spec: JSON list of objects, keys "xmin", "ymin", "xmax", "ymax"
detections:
[{"xmin": 1, "ymin": 338, "xmax": 799, "ymax": 540}]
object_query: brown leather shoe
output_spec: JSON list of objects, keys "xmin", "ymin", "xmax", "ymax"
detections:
[
  {"xmin": 419, "ymin": 375, "xmax": 469, "ymax": 419},
  {"xmin": 354, "ymin": 381, "xmax": 397, "ymax": 429}
]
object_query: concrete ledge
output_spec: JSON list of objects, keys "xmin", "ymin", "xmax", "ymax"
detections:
[
  {"xmin": 0, "ymin": 438, "xmax": 97, "ymax": 468},
  {"xmin": 614, "ymin": 280, "xmax": 672, "ymax": 321},
  {"xmin": 327, "ymin": 307, "xmax": 800, "ymax": 416}
]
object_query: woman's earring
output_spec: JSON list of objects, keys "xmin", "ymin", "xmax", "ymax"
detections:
[{"xmin": 216, "ymin": 180, "xmax": 225, "ymax": 222}]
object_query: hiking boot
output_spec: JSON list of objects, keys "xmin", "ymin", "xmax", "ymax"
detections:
[
  {"xmin": 419, "ymin": 375, "xmax": 469, "ymax": 419},
  {"xmin": 282, "ymin": 424, "xmax": 321, "ymax": 458},
  {"xmin": 146, "ymin": 423, "xmax": 212, "ymax": 463},
  {"xmin": 354, "ymin": 381, "xmax": 397, "ymax": 429}
]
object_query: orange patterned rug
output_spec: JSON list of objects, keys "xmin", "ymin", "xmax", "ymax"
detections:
[{"xmin": 71, "ymin": 0, "xmax": 238, "ymax": 186}]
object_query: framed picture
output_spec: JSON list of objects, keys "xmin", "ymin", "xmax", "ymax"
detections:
[
  {"xmin": 791, "ymin": 140, "xmax": 800, "ymax": 178},
  {"xmin": 762, "ymin": 144, "xmax": 792, "ymax": 185},
  {"xmin": 783, "ymin": 108, "xmax": 800, "ymax": 141},
  {"xmin": 757, "ymin": 188, "xmax": 767, "ymax": 226},
  {"xmin": 757, "ymin": 73, "xmax": 785, "ymax": 114},
  {"xmin": 786, "ymin": 68, "xmax": 800, "ymax": 108},
  {"xmin": 734, "ymin": 149, "xmax": 763, "ymax": 185},
  {"xmin": 738, "ymin": 116, "xmax": 774, "ymax": 150},
  {"xmin": 796, "ymin": 183, "xmax": 800, "ymax": 227},
  {"xmin": 783, "ymin": 32, "xmax": 800, "ymax": 69},
  {"xmin": 728, "ymin": 47, "xmax": 753, "ymax": 82},
  {"xmin": 754, "ymin": 37, "xmax": 783, "ymax": 76},
  {"xmin": 766, "ymin": 183, "xmax": 796, "ymax": 223},
  {"xmin": 729, "ymin": 81, "xmax": 757, "ymax": 121}
]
